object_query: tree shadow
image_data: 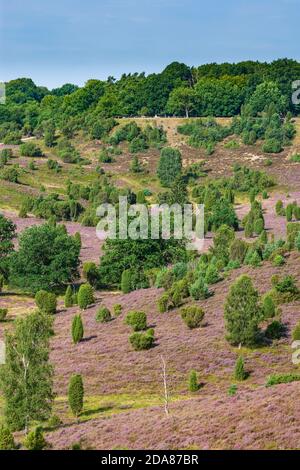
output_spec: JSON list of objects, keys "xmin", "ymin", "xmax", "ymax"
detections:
[{"xmin": 81, "ymin": 335, "xmax": 97, "ymax": 343}]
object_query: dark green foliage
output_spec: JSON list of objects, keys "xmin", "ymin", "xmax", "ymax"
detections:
[
  {"xmin": 0, "ymin": 217, "xmax": 17, "ymax": 258},
  {"xmin": 181, "ymin": 305, "xmax": 205, "ymax": 329},
  {"xmin": 262, "ymin": 139, "xmax": 282, "ymax": 153},
  {"xmin": 265, "ymin": 321, "xmax": 284, "ymax": 340},
  {"xmin": 228, "ymin": 384, "xmax": 237, "ymax": 396},
  {"xmin": 1, "ymin": 166, "xmax": 20, "ymax": 183},
  {"xmin": 0, "ymin": 425, "xmax": 16, "ymax": 450},
  {"xmin": 286, "ymin": 222, "xmax": 300, "ymax": 248},
  {"xmin": 68, "ymin": 374, "xmax": 84, "ymax": 417},
  {"xmin": 188, "ymin": 370, "xmax": 199, "ymax": 392},
  {"xmin": 0, "ymin": 308, "xmax": 8, "ymax": 321},
  {"xmin": 275, "ymin": 200, "xmax": 284, "ymax": 216},
  {"xmin": 229, "ymin": 238, "xmax": 248, "ymax": 264},
  {"xmin": 157, "ymin": 147, "xmax": 182, "ymax": 187},
  {"xmin": 292, "ymin": 322, "xmax": 300, "ymax": 341},
  {"xmin": 71, "ymin": 314, "xmax": 84, "ymax": 344},
  {"xmin": 9, "ymin": 223, "xmax": 80, "ymax": 293},
  {"xmin": 210, "ymin": 225, "xmax": 235, "ymax": 267},
  {"xmin": 24, "ymin": 427, "xmax": 47, "ymax": 450},
  {"xmin": 125, "ymin": 311, "xmax": 147, "ymax": 331},
  {"xmin": 95, "ymin": 307, "xmax": 112, "ymax": 323},
  {"xmin": 35, "ymin": 290, "xmax": 57, "ymax": 314},
  {"xmin": 0, "ymin": 311, "xmax": 54, "ymax": 432},
  {"xmin": 64, "ymin": 285, "xmax": 74, "ymax": 308},
  {"xmin": 157, "ymin": 293, "xmax": 170, "ymax": 313},
  {"xmin": 121, "ymin": 269, "xmax": 132, "ymax": 294},
  {"xmin": 254, "ymin": 218, "xmax": 264, "ymax": 235},
  {"xmin": 266, "ymin": 373, "xmax": 300, "ymax": 387},
  {"xmin": 82, "ymin": 262, "xmax": 100, "ymax": 288},
  {"xmin": 271, "ymin": 275, "xmax": 300, "ymax": 304},
  {"xmin": 129, "ymin": 329, "xmax": 155, "ymax": 351},
  {"xmin": 224, "ymin": 275, "xmax": 262, "ymax": 346},
  {"xmin": 286, "ymin": 204, "xmax": 294, "ymax": 222},
  {"xmin": 77, "ymin": 283, "xmax": 94, "ymax": 309},
  {"xmin": 234, "ymin": 356, "xmax": 248, "ymax": 381},
  {"xmin": 205, "ymin": 264, "xmax": 220, "ymax": 285}
]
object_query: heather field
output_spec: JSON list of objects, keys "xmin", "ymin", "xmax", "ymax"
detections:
[{"xmin": 0, "ymin": 116, "xmax": 300, "ymax": 451}]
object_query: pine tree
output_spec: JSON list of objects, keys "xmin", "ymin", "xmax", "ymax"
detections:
[
  {"xmin": 188, "ymin": 370, "xmax": 199, "ymax": 392},
  {"xmin": 65, "ymin": 285, "xmax": 73, "ymax": 308},
  {"xmin": 68, "ymin": 374, "xmax": 84, "ymax": 417},
  {"xmin": 71, "ymin": 314, "xmax": 84, "ymax": 344},
  {"xmin": 121, "ymin": 269, "xmax": 132, "ymax": 294},
  {"xmin": 24, "ymin": 426, "xmax": 47, "ymax": 450},
  {"xmin": 78, "ymin": 283, "xmax": 94, "ymax": 310},
  {"xmin": 224, "ymin": 275, "xmax": 262, "ymax": 346},
  {"xmin": 234, "ymin": 356, "xmax": 247, "ymax": 381},
  {"xmin": 0, "ymin": 311, "xmax": 54, "ymax": 432}
]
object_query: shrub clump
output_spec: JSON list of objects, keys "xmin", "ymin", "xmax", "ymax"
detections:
[
  {"xmin": 0, "ymin": 425, "xmax": 16, "ymax": 450},
  {"xmin": 78, "ymin": 283, "xmax": 94, "ymax": 309},
  {"xmin": 125, "ymin": 311, "xmax": 147, "ymax": 331},
  {"xmin": 181, "ymin": 305, "xmax": 205, "ymax": 329},
  {"xmin": 113, "ymin": 304, "xmax": 122, "ymax": 316},
  {"xmin": 35, "ymin": 290, "xmax": 57, "ymax": 314},
  {"xmin": 0, "ymin": 308, "xmax": 8, "ymax": 322},
  {"xmin": 266, "ymin": 373, "xmax": 300, "ymax": 387},
  {"xmin": 95, "ymin": 307, "xmax": 112, "ymax": 323},
  {"xmin": 292, "ymin": 322, "xmax": 300, "ymax": 341},
  {"xmin": 129, "ymin": 329, "xmax": 154, "ymax": 351},
  {"xmin": 71, "ymin": 314, "xmax": 84, "ymax": 344},
  {"xmin": 234, "ymin": 356, "xmax": 248, "ymax": 381},
  {"xmin": 188, "ymin": 370, "xmax": 199, "ymax": 392},
  {"xmin": 24, "ymin": 427, "xmax": 47, "ymax": 450}
]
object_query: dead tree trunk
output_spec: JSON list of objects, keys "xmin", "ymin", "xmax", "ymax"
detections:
[{"xmin": 160, "ymin": 355, "xmax": 169, "ymax": 417}]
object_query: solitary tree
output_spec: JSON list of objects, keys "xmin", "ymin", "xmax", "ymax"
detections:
[
  {"xmin": 234, "ymin": 356, "xmax": 247, "ymax": 381},
  {"xmin": 224, "ymin": 275, "xmax": 262, "ymax": 346},
  {"xmin": 64, "ymin": 285, "xmax": 73, "ymax": 308},
  {"xmin": 0, "ymin": 311, "xmax": 54, "ymax": 432},
  {"xmin": 68, "ymin": 374, "xmax": 84, "ymax": 418},
  {"xmin": 188, "ymin": 370, "xmax": 199, "ymax": 392}
]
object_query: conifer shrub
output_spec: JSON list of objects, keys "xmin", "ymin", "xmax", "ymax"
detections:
[
  {"xmin": 121, "ymin": 269, "xmax": 132, "ymax": 294},
  {"xmin": 234, "ymin": 356, "xmax": 248, "ymax": 381},
  {"xmin": 24, "ymin": 427, "xmax": 47, "ymax": 450},
  {"xmin": 229, "ymin": 238, "xmax": 248, "ymax": 264},
  {"xmin": 254, "ymin": 218, "xmax": 264, "ymax": 235},
  {"xmin": 0, "ymin": 425, "xmax": 16, "ymax": 450},
  {"xmin": 181, "ymin": 306, "xmax": 205, "ymax": 329},
  {"xmin": 129, "ymin": 329, "xmax": 154, "ymax": 351},
  {"xmin": 224, "ymin": 275, "xmax": 262, "ymax": 346},
  {"xmin": 35, "ymin": 290, "xmax": 57, "ymax": 314},
  {"xmin": 68, "ymin": 374, "xmax": 84, "ymax": 417},
  {"xmin": 157, "ymin": 293, "xmax": 170, "ymax": 313},
  {"xmin": 82, "ymin": 262, "xmax": 100, "ymax": 288},
  {"xmin": 71, "ymin": 314, "xmax": 84, "ymax": 344},
  {"xmin": 266, "ymin": 373, "xmax": 300, "ymax": 387},
  {"xmin": 78, "ymin": 283, "xmax": 94, "ymax": 309},
  {"xmin": 188, "ymin": 370, "xmax": 199, "ymax": 392},
  {"xmin": 0, "ymin": 308, "xmax": 8, "ymax": 322},
  {"xmin": 265, "ymin": 321, "xmax": 284, "ymax": 340},
  {"xmin": 286, "ymin": 222, "xmax": 300, "ymax": 248},
  {"xmin": 286, "ymin": 203, "xmax": 294, "ymax": 222},
  {"xmin": 189, "ymin": 278, "xmax": 210, "ymax": 301},
  {"xmin": 205, "ymin": 264, "xmax": 220, "ymax": 285},
  {"xmin": 64, "ymin": 285, "xmax": 73, "ymax": 308},
  {"xmin": 0, "ymin": 273, "xmax": 4, "ymax": 293},
  {"xmin": 125, "ymin": 311, "xmax": 147, "ymax": 331},
  {"xmin": 275, "ymin": 200, "xmax": 285, "ymax": 216},
  {"xmin": 270, "ymin": 275, "xmax": 300, "ymax": 304},
  {"xmin": 95, "ymin": 306, "xmax": 112, "ymax": 323},
  {"xmin": 244, "ymin": 221, "xmax": 254, "ymax": 238},
  {"xmin": 272, "ymin": 254, "xmax": 285, "ymax": 267},
  {"xmin": 262, "ymin": 294, "xmax": 276, "ymax": 319},
  {"xmin": 113, "ymin": 304, "xmax": 122, "ymax": 317}
]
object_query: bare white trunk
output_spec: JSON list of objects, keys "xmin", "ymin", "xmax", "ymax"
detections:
[{"xmin": 160, "ymin": 355, "xmax": 169, "ymax": 417}]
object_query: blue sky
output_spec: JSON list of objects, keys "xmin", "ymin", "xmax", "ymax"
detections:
[{"xmin": 0, "ymin": 0, "xmax": 298, "ymax": 88}]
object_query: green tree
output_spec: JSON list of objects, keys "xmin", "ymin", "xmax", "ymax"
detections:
[
  {"xmin": 0, "ymin": 311, "xmax": 54, "ymax": 432},
  {"xmin": 24, "ymin": 426, "xmax": 47, "ymax": 450},
  {"xmin": 0, "ymin": 425, "xmax": 16, "ymax": 450},
  {"xmin": 166, "ymin": 86, "xmax": 196, "ymax": 117},
  {"xmin": 35, "ymin": 290, "xmax": 57, "ymax": 314},
  {"xmin": 224, "ymin": 275, "xmax": 262, "ymax": 346},
  {"xmin": 71, "ymin": 314, "xmax": 84, "ymax": 344},
  {"xmin": 68, "ymin": 374, "xmax": 84, "ymax": 417},
  {"xmin": 9, "ymin": 224, "xmax": 80, "ymax": 293},
  {"xmin": 0, "ymin": 214, "xmax": 16, "ymax": 261},
  {"xmin": 157, "ymin": 147, "xmax": 182, "ymax": 187},
  {"xmin": 77, "ymin": 283, "xmax": 94, "ymax": 309}
]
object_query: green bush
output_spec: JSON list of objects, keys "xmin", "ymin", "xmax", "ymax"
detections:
[
  {"xmin": 266, "ymin": 373, "xmax": 300, "ymax": 387},
  {"xmin": 121, "ymin": 269, "xmax": 132, "ymax": 294},
  {"xmin": 113, "ymin": 304, "xmax": 122, "ymax": 316},
  {"xmin": 188, "ymin": 370, "xmax": 199, "ymax": 392},
  {"xmin": 189, "ymin": 278, "xmax": 210, "ymax": 300},
  {"xmin": 262, "ymin": 294, "xmax": 276, "ymax": 319},
  {"xmin": 0, "ymin": 425, "xmax": 16, "ymax": 450},
  {"xmin": 64, "ymin": 285, "xmax": 74, "ymax": 308},
  {"xmin": 228, "ymin": 384, "xmax": 237, "ymax": 396},
  {"xmin": 157, "ymin": 147, "xmax": 182, "ymax": 187},
  {"xmin": 273, "ymin": 254, "xmax": 285, "ymax": 267},
  {"xmin": 78, "ymin": 283, "xmax": 94, "ymax": 309},
  {"xmin": 234, "ymin": 356, "xmax": 248, "ymax": 381},
  {"xmin": 71, "ymin": 314, "xmax": 84, "ymax": 344},
  {"xmin": 95, "ymin": 307, "xmax": 112, "ymax": 323},
  {"xmin": 205, "ymin": 264, "xmax": 220, "ymax": 285},
  {"xmin": 20, "ymin": 142, "xmax": 43, "ymax": 157},
  {"xmin": 125, "ymin": 311, "xmax": 147, "ymax": 331},
  {"xmin": 262, "ymin": 139, "xmax": 282, "ymax": 153},
  {"xmin": 275, "ymin": 200, "xmax": 285, "ymax": 216},
  {"xmin": 229, "ymin": 238, "xmax": 248, "ymax": 264},
  {"xmin": 24, "ymin": 427, "xmax": 47, "ymax": 450},
  {"xmin": 254, "ymin": 218, "xmax": 264, "ymax": 235},
  {"xmin": 286, "ymin": 203, "xmax": 294, "ymax": 222},
  {"xmin": 181, "ymin": 305, "xmax": 205, "ymax": 329},
  {"xmin": 157, "ymin": 293, "xmax": 170, "ymax": 313},
  {"xmin": 82, "ymin": 262, "xmax": 100, "ymax": 288},
  {"xmin": 68, "ymin": 374, "xmax": 84, "ymax": 417},
  {"xmin": 129, "ymin": 329, "xmax": 154, "ymax": 351},
  {"xmin": 0, "ymin": 308, "xmax": 8, "ymax": 321},
  {"xmin": 35, "ymin": 290, "xmax": 57, "ymax": 314}
]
